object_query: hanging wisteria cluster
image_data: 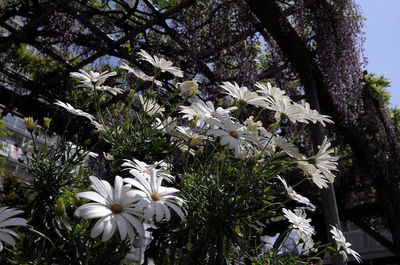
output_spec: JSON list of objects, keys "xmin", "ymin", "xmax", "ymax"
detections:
[{"xmin": 278, "ymin": 0, "xmax": 366, "ymax": 119}]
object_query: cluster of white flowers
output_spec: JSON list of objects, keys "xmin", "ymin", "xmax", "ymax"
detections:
[
  {"xmin": 174, "ymin": 84, "xmax": 338, "ymax": 190},
  {"xmin": 75, "ymin": 159, "xmax": 184, "ymax": 243},
  {"xmin": 74, "ymin": 175, "xmax": 145, "ymax": 242},
  {"xmin": 62, "ymin": 50, "xmax": 359, "ymax": 262},
  {"xmin": 56, "ymin": 54, "xmax": 188, "ymax": 243},
  {"xmin": 220, "ymin": 81, "xmax": 334, "ymax": 126},
  {"xmin": 280, "ymin": 207, "xmax": 361, "ymax": 262}
]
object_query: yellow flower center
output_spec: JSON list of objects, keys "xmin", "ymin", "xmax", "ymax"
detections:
[
  {"xmin": 110, "ymin": 203, "xmax": 123, "ymax": 214},
  {"xmin": 143, "ymin": 169, "xmax": 151, "ymax": 174},
  {"xmin": 229, "ymin": 130, "xmax": 239, "ymax": 139},
  {"xmin": 150, "ymin": 192, "xmax": 161, "ymax": 201}
]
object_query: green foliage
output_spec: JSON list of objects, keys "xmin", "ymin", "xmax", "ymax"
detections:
[
  {"xmin": 5, "ymin": 44, "xmax": 75, "ymax": 100},
  {"xmin": 8, "ymin": 44, "xmax": 66, "ymax": 83},
  {"xmin": 152, "ymin": 0, "xmax": 180, "ymax": 8},
  {"xmin": 105, "ymin": 101, "xmax": 180, "ymax": 166},
  {"xmin": 0, "ymin": 173, "xmax": 30, "ymax": 210},
  {"xmin": 168, "ymin": 156, "xmax": 285, "ymax": 264},
  {"xmin": 363, "ymin": 73, "xmax": 400, "ymax": 129},
  {"xmin": 0, "ymin": 116, "xmax": 11, "ymax": 175},
  {"xmin": 390, "ymin": 108, "xmax": 400, "ymax": 128},
  {"xmin": 364, "ymin": 73, "xmax": 391, "ymax": 106}
]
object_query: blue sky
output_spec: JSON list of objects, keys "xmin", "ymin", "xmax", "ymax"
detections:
[{"xmin": 357, "ymin": 0, "xmax": 400, "ymax": 107}]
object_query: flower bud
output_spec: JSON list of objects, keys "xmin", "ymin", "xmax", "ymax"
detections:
[
  {"xmin": 192, "ymin": 116, "xmax": 200, "ymax": 127},
  {"xmin": 24, "ymin": 117, "xmax": 37, "ymax": 132},
  {"xmin": 43, "ymin": 117, "xmax": 52, "ymax": 129},
  {"xmin": 179, "ymin": 80, "xmax": 199, "ymax": 97},
  {"xmin": 244, "ymin": 116, "xmax": 263, "ymax": 132},
  {"xmin": 213, "ymin": 152, "xmax": 226, "ymax": 161},
  {"xmin": 267, "ymin": 122, "xmax": 280, "ymax": 132},
  {"xmin": 128, "ymin": 89, "xmax": 136, "ymax": 101},
  {"xmin": 111, "ymin": 104, "xmax": 119, "ymax": 115},
  {"xmin": 123, "ymin": 120, "xmax": 130, "ymax": 132},
  {"xmin": 99, "ymin": 95, "xmax": 107, "ymax": 105},
  {"xmin": 55, "ymin": 197, "xmax": 66, "ymax": 216},
  {"xmin": 83, "ymin": 139, "xmax": 91, "ymax": 147},
  {"xmin": 103, "ymin": 152, "xmax": 114, "ymax": 161},
  {"xmin": 196, "ymin": 146, "xmax": 204, "ymax": 154}
]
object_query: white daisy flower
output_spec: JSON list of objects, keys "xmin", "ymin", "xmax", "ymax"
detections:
[
  {"xmin": 75, "ymin": 176, "xmax": 145, "ymax": 242},
  {"xmin": 70, "ymin": 69, "xmax": 117, "ymax": 88},
  {"xmin": 243, "ymin": 115, "xmax": 266, "ymax": 140},
  {"xmin": 138, "ymin": 50, "xmax": 183, "ymax": 77},
  {"xmin": 330, "ymin": 225, "xmax": 361, "ymax": 263},
  {"xmin": 120, "ymin": 63, "xmax": 163, "ymax": 86},
  {"xmin": 122, "ymin": 159, "xmax": 174, "ymax": 182},
  {"xmin": 220, "ymin": 81, "xmax": 267, "ymax": 108},
  {"xmin": 0, "ymin": 207, "xmax": 27, "ymax": 252},
  {"xmin": 310, "ymin": 138, "xmax": 338, "ymax": 183},
  {"xmin": 264, "ymin": 97, "xmax": 309, "ymax": 124},
  {"xmin": 297, "ymin": 160, "xmax": 330, "ymax": 189},
  {"xmin": 133, "ymin": 70, "xmax": 163, "ymax": 86},
  {"xmin": 123, "ymin": 169, "xmax": 185, "ymax": 222},
  {"xmin": 277, "ymin": 176, "xmax": 316, "ymax": 211},
  {"xmin": 176, "ymin": 126, "xmax": 209, "ymax": 146},
  {"xmin": 154, "ymin": 117, "xmax": 177, "ymax": 135},
  {"xmin": 179, "ymin": 100, "xmax": 236, "ymax": 126},
  {"xmin": 96, "ymin": 86, "xmax": 124, "ymax": 95},
  {"xmin": 255, "ymin": 82, "xmax": 286, "ymax": 100},
  {"xmin": 297, "ymin": 233, "xmax": 315, "ymax": 252},
  {"xmin": 54, "ymin": 100, "xmax": 95, "ymax": 121},
  {"xmin": 138, "ymin": 95, "xmax": 165, "ymax": 116},
  {"xmin": 205, "ymin": 114, "xmax": 252, "ymax": 158},
  {"xmin": 282, "ymin": 208, "xmax": 315, "ymax": 238},
  {"xmin": 270, "ymin": 135, "xmax": 301, "ymax": 158},
  {"xmin": 54, "ymin": 100, "xmax": 106, "ymax": 133},
  {"xmin": 122, "ymin": 159, "xmax": 154, "ymax": 176},
  {"xmin": 301, "ymin": 103, "xmax": 333, "ymax": 126}
]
